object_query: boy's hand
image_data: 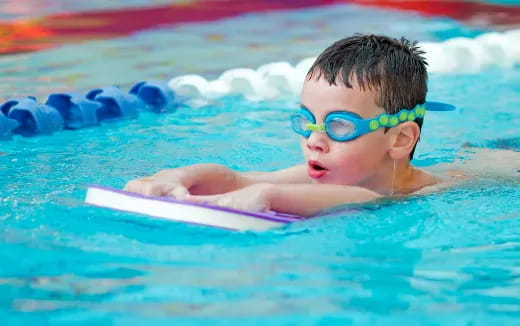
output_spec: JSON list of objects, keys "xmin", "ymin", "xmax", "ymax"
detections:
[
  {"xmin": 124, "ymin": 170, "xmax": 190, "ymax": 199},
  {"xmin": 187, "ymin": 183, "xmax": 273, "ymax": 212},
  {"xmin": 122, "ymin": 164, "xmax": 308, "ymax": 201}
]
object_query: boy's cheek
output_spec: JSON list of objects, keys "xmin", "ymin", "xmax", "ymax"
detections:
[
  {"xmin": 329, "ymin": 145, "xmax": 377, "ymax": 180},
  {"xmin": 333, "ymin": 152, "xmax": 367, "ymax": 175}
]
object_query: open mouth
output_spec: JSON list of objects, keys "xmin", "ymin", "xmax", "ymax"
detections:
[
  {"xmin": 308, "ymin": 160, "xmax": 328, "ymax": 179},
  {"xmin": 311, "ymin": 162, "xmax": 326, "ymax": 170}
]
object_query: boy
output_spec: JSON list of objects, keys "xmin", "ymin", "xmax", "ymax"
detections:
[{"xmin": 123, "ymin": 34, "xmax": 459, "ymax": 216}]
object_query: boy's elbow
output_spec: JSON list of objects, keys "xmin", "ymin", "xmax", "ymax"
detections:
[
  {"xmin": 346, "ymin": 186, "xmax": 382, "ymax": 203},
  {"xmin": 301, "ymin": 187, "xmax": 382, "ymax": 217},
  {"xmin": 363, "ymin": 189, "xmax": 383, "ymax": 201},
  {"xmin": 304, "ymin": 188, "xmax": 381, "ymax": 218}
]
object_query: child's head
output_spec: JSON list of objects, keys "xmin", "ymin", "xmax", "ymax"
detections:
[{"xmin": 297, "ymin": 34, "xmax": 428, "ymax": 190}]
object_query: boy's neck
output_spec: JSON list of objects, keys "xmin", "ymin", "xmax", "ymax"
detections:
[
  {"xmin": 361, "ymin": 160, "xmax": 437, "ymax": 196},
  {"xmin": 392, "ymin": 161, "xmax": 438, "ymax": 195}
]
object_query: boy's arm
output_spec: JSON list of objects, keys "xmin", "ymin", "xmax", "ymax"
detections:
[
  {"xmin": 189, "ymin": 183, "xmax": 381, "ymax": 217},
  {"xmin": 124, "ymin": 164, "xmax": 309, "ymax": 197},
  {"xmin": 269, "ymin": 184, "xmax": 381, "ymax": 216}
]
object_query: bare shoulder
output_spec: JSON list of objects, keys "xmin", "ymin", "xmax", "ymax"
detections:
[
  {"xmin": 461, "ymin": 148, "xmax": 520, "ymax": 176},
  {"xmin": 428, "ymin": 148, "xmax": 520, "ymax": 178},
  {"xmin": 416, "ymin": 148, "xmax": 520, "ymax": 195}
]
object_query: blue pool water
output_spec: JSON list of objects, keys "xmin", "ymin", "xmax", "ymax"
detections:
[{"xmin": 1, "ymin": 3, "xmax": 520, "ymax": 325}]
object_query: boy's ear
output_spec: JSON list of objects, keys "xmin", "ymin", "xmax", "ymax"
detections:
[{"xmin": 388, "ymin": 122, "xmax": 420, "ymax": 160}]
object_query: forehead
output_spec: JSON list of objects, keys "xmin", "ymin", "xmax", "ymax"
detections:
[{"xmin": 300, "ymin": 76, "xmax": 383, "ymax": 119}]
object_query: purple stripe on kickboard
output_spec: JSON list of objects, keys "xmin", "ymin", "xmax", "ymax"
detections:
[{"xmin": 88, "ymin": 185, "xmax": 304, "ymax": 223}]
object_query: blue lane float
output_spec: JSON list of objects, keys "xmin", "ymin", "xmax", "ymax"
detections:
[
  {"xmin": 0, "ymin": 110, "xmax": 19, "ymax": 140},
  {"xmin": 129, "ymin": 81, "xmax": 177, "ymax": 113},
  {"xmin": 46, "ymin": 93, "xmax": 102, "ymax": 129},
  {"xmin": 0, "ymin": 80, "xmax": 182, "ymax": 141},
  {"xmin": 86, "ymin": 86, "xmax": 141, "ymax": 121},
  {"xmin": 0, "ymin": 97, "xmax": 64, "ymax": 136}
]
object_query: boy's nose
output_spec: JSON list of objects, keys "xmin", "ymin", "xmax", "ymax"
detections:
[{"xmin": 306, "ymin": 131, "xmax": 329, "ymax": 153}]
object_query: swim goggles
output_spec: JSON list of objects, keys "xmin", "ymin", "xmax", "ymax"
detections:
[{"xmin": 290, "ymin": 101, "xmax": 455, "ymax": 142}]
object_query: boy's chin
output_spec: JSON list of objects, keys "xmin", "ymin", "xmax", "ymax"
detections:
[
  {"xmin": 310, "ymin": 174, "xmax": 360, "ymax": 186},
  {"xmin": 309, "ymin": 176, "xmax": 328, "ymax": 184}
]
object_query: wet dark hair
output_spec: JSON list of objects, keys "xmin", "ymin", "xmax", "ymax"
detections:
[{"xmin": 307, "ymin": 34, "xmax": 428, "ymax": 159}]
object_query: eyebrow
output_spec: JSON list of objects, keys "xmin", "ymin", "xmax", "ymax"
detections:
[{"xmin": 299, "ymin": 103, "xmax": 363, "ymax": 119}]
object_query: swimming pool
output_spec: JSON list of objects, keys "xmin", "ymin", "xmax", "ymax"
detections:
[{"xmin": 1, "ymin": 1, "xmax": 519, "ymax": 324}]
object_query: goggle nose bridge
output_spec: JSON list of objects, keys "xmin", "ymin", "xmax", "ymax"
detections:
[{"xmin": 305, "ymin": 122, "xmax": 325, "ymax": 132}]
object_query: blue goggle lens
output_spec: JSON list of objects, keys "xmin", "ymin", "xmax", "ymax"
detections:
[
  {"xmin": 290, "ymin": 113, "xmax": 311, "ymax": 137},
  {"xmin": 325, "ymin": 117, "xmax": 357, "ymax": 141},
  {"xmin": 290, "ymin": 112, "xmax": 359, "ymax": 141}
]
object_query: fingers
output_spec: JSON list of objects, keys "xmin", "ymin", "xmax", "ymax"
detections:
[
  {"xmin": 187, "ymin": 194, "xmax": 235, "ymax": 209},
  {"xmin": 124, "ymin": 177, "xmax": 184, "ymax": 197},
  {"xmin": 185, "ymin": 194, "xmax": 214, "ymax": 204},
  {"xmin": 186, "ymin": 194, "xmax": 227, "ymax": 207},
  {"xmin": 189, "ymin": 188, "xmax": 269, "ymax": 212},
  {"xmin": 167, "ymin": 185, "xmax": 189, "ymax": 200},
  {"xmin": 123, "ymin": 178, "xmax": 145, "ymax": 192}
]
